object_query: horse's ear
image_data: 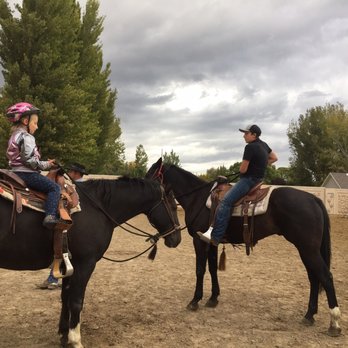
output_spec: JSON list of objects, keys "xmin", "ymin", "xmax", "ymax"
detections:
[{"xmin": 156, "ymin": 157, "xmax": 162, "ymax": 165}]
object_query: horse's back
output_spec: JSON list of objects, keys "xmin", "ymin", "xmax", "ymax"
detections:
[
  {"xmin": 269, "ymin": 186, "xmax": 327, "ymax": 245},
  {"xmin": 270, "ymin": 186, "xmax": 323, "ymax": 211}
]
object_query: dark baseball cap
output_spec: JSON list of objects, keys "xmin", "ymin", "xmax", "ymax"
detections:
[
  {"xmin": 239, "ymin": 124, "xmax": 261, "ymax": 136},
  {"xmin": 67, "ymin": 163, "xmax": 88, "ymax": 175}
]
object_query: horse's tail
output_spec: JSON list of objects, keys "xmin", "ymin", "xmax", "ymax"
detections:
[{"xmin": 316, "ymin": 196, "xmax": 331, "ymax": 270}]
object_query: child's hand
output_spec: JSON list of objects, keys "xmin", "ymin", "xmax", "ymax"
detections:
[{"xmin": 48, "ymin": 159, "xmax": 57, "ymax": 168}]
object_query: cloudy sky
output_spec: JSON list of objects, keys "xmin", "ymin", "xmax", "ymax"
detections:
[{"xmin": 9, "ymin": 0, "xmax": 348, "ymax": 173}]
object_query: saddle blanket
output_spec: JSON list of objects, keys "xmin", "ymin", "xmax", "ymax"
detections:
[
  {"xmin": 206, "ymin": 184, "xmax": 276, "ymax": 216},
  {"xmin": 0, "ymin": 185, "xmax": 81, "ymax": 214}
]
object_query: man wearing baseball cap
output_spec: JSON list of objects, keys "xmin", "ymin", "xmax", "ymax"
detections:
[
  {"xmin": 198, "ymin": 124, "xmax": 278, "ymax": 245},
  {"xmin": 66, "ymin": 162, "xmax": 88, "ymax": 182}
]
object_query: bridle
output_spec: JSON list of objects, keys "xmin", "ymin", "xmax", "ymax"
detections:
[
  {"xmin": 144, "ymin": 184, "xmax": 181, "ymax": 243},
  {"xmin": 149, "ymin": 163, "xmax": 212, "ymax": 230}
]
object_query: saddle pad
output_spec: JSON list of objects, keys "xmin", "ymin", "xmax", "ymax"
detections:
[
  {"xmin": 206, "ymin": 185, "xmax": 275, "ymax": 216},
  {"xmin": 0, "ymin": 186, "xmax": 81, "ymax": 214}
]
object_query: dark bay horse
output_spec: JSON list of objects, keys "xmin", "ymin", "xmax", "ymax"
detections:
[
  {"xmin": 0, "ymin": 176, "xmax": 181, "ymax": 347},
  {"xmin": 146, "ymin": 158, "xmax": 341, "ymax": 336}
]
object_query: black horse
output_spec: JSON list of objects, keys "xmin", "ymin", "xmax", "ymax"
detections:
[
  {"xmin": 146, "ymin": 158, "xmax": 341, "ymax": 336},
  {"xmin": 0, "ymin": 176, "xmax": 181, "ymax": 347}
]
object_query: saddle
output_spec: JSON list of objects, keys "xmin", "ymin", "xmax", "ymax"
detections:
[
  {"xmin": 0, "ymin": 168, "xmax": 79, "ymax": 278},
  {"xmin": 208, "ymin": 179, "xmax": 271, "ymax": 255}
]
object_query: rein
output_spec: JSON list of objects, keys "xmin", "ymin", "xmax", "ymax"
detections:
[{"xmin": 59, "ymin": 166, "xmax": 179, "ymax": 262}]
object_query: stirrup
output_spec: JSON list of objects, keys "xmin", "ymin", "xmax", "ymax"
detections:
[
  {"xmin": 52, "ymin": 253, "xmax": 74, "ymax": 278},
  {"xmin": 197, "ymin": 226, "xmax": 213, "ymax": 242},
  {"xmin": 52, "ymin": 230, "xmax": 74, "ymax": 278}
]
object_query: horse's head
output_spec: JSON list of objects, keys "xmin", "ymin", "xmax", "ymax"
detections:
[
  {"xmin": 146, "ymin": 157, "xmax": 172, "ymax": 188},
  {"xmin": 146, "ymin": 157, "xmax": 164, "ymax": 179},
  {"xmin": 145, "ymin": 180, "xmax": 181, "ymax": 248}
]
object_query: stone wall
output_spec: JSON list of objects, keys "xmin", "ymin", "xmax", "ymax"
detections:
[
  {"xmin": 324, "ymin": 188, "xmax": 348, "ymax": 215},
  {"xmin": 293, "ymin": 187, "xmax": 348, "ymax": 215},
  {"xmin": 271, "ymin": 185, "xmax": 348, "ymax": 216}
]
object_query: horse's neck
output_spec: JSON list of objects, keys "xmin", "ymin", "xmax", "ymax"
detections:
[
  {"xmin": 84, "ymin": 181, "xmax": 148, "ymax": 223},
  {"xmin": 169, "ymin": 168, "xmax": 208, "ymax": 209}
]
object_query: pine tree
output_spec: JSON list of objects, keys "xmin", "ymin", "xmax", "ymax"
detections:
[
  {"xmin": 134, "ymin": 144, "xmax": 148, "ymax": 177},
  {"xmin": 0, "ymin": 0, "xmax": 124, "ymax": 172},
  {"xmin": 0, "ymin": 0, "xmax": 98, "ymax": 165},
  {"xmin": 78, "ymin": 0, "xmax": 124, "ymax": 173},
  {"xmin": 163, "ymin": 150, "xmax": 181, "ymax": 166}
]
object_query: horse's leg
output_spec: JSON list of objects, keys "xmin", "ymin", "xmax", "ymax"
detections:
[
  {"xmin": 299, "ymin": 250, "xmax": 341, "ymax": 336},
  {"xmin": 301, "ymin": 266, "xmax": 319, "ymax": 325},
  {"xmin": 59, "ymin": 277, "xmax": 72, "ymax": 346},
  {"xmin": 205, "ymin": 244, "xmax": 220, "ymax": 308},
  {"xmin": 187, "ymin": 238, "xmax": 208, "ymax": 311},
  {"xmin": 65, "ymin": 260, "xmax": 96, "ymax": 348},
  {"xmin": 320, "ymin": 270, "xmax": 341, "ymax": 337}
]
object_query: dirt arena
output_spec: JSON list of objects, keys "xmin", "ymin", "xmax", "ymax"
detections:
[{"xmin": 0, "ymin": 211, "xmax": 347, "ymax": 348}]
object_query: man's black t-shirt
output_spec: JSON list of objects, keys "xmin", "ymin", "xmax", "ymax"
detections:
[{"xmin": 241, "ymin": 138, "xmax": 272, "ymax": 179}]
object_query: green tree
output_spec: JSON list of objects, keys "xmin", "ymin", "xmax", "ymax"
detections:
[
  {"xmin": 0, "ymin": 0, "xmax": 98, "ymax": 165},
  {"xmin": 288, "ymin": 103, "xmax": 348, "ymax": 186},
  {"xmin": 200, "ymin": 161, "xmax": 289, "ymax": 185},
  {"xmin": 134, "ymin": 144, "xmax": 148, "ymax": 177},
  {"xmin": 326, "ymin": 109, "xmax": 348, "ymax": 171},
  {"xmin": 121, "ymin": 161, "xmax": 135, "ymax": 176},
  {"xmin": 270, "ymin": 167, "xmax": 291, "ymax": 185},
  {"xmin": 77, "ymin": 0, "xmax": 124, "ymax": 173},
  {"xmin": 0, "ymin": 94, "xmax": 10, "ymax": 167},
  {"xmin": 200, "ymin": 165, "xmax": 229, "ymax": 181},
  {"xmin": 121, "ymin": 145, "xmax": 148, "ymax": 177},
  {"xmin": 228, "ymin": 162, "xmax": 241, "ymax": 182},
  {"xmin": 163, "ymin": 150, "xmax": 181, "ymax": 166},
  {"xmin": 264, "ymin": 165, "xmax": 280, "ymax": 184},
  {"xmin": 0, "ymin": 0, "xmax": 124, "ymax": 172}
]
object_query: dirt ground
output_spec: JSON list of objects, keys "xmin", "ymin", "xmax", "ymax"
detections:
[{"xmin": 0, "ymin": 211, "xmax": 347, "ymax": 348}]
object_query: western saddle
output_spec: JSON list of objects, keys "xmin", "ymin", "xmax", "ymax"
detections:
[
  {"xmin": 209, "ymin": 178, "xmax": 270, "ymax": 255},
  {"xmin": 0, "ymin": 168, "xmax": 79, "ymax": 278}
]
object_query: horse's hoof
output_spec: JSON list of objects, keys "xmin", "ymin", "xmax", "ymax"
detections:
[
  {"xmin": 205, "ymin": 298, "xmax": 219, "ymax": 308},
  {"xmin": 302, "ymin": 317, "xmax": 315, "ymax": 326},
  {"xmin": 187, "ymin": 301, "xmax": 199, "ymax": 311},
  {"xmin": 328, "ymin": 326, "xmax": 341, "ymax": 337}
]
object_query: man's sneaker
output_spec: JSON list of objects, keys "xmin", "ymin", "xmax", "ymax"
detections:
[
  {"xmin": 42, "ymin": 215, "xmax": 59, "ymax": 229},
  {"xmin": 47, "ymin": 280, "xmax": 59, "ymax": 290},
  {"xmin": 197, "ymin": 226, "xmax": 218, "ymax": 246},
  {"xmin": 37, "ymin": 279, "xmax": 59, "ymax": 290}
]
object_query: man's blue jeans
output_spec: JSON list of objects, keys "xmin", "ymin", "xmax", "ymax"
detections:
[{"xmin": 211, "ymin": 176, "xmax": 261, "ymax": 243}]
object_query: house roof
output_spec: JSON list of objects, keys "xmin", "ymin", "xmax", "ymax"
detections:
[{"xmin": 322, "ymin": 172, "xmax": 348, "ymax": 188}]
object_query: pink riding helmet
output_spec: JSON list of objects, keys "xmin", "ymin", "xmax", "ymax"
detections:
[{"xmin": 6, "ymin": 102, "xmax": 40, "ymax": 123}]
